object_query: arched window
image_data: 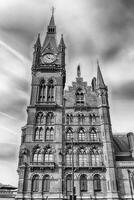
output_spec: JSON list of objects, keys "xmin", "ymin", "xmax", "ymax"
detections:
[
  {"xmin": 66, "ymin": 114, "xmax": 73, "ymax": 124},
  {"xmin": 78, "ymin": 113, "xmax": 84, "ymax": 124},
  {"xmin": 46, "ymin": 112, "xmax": 54, "ymax": 125},
  {"xmin": 78, "ymin": 128, "xmax": 85, "ymax": 141},
  {"xmin": 47, "ymin": 80, "xmax": 54, "ymax": 102},
  {"xmin": 45, "ymin": 127, "xmax": 54, "ymax": 141},
  {"xmin": 44, "ymin": 149, "xmax": 54, "ymax": 163},
  {"xmin": 80, "ymin": 175, "xmax": 87, "ymax": 192},
  {"xmin": 42, "ymin": 175, "xmax": 50, "ymax": 192},
  {"xmin": 66, "ymin": 128, "xmax": 73, "ymax": 141},
  {"xmin": 66, "ymin": 148, "xmax": 72, "ymax": 166},
  {"xmin": 38, "ymin": 80, "xmax": 46, "ymax": 102},
  {"xmin": 90, "ymin": 128, "xmax": 97, "ymax": 141},
  {"xmin": 35, "ymin": 127, "xmax": 43, "ymax": 140},
  {"xmin": 66, "ymin": 174, "xmax": 72, "ymax": 195},
  {"xmin": 90, "ymin": 147, "xmax": 101, "ymax": 166},
  {"xmin": 89, "ymin": 114, "xmax": 96, "ymax": 125},
  {"xmin": 33, "ymin": 149, "xmax": 43, "ymax": 163},
  {"xmin": 93, "ymin": 174, "xmax": 101, "ymax": 192},
  {"xmin": 78, "ymin": 148, "xmax": 87, "ymax": 166},
  {"xmin": 76, "ymin": 88, "xmax": 84, "ymax": 105},
  {"xmin": 32, "ymin": 175, "xmax": 39, "ymax": 192}
]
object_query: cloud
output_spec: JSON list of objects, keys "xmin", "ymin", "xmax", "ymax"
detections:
[
  {"xmin": 112, "ymin": 81, "xmax": 134, "ymax": 101},
  {"xmin": 0, "ymin": 143, "xmax": 17, "ymax": 161}
]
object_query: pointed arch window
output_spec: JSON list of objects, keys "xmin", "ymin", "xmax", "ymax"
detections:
[
  {"xmin": 90, "ymin": 128, "xmax": 97, "ymax": 141},
  {"xmin": 66, "ymin": 174, "xmax": 72, "ymax": 195},
  {"xmin": 66, "ymin": 128, "xmax": 73, "ymax": 141},
  {"xmin": 66, "ymin": 113, "xmax": 73, "ymax": 124},
  {"xmin": 33, "ymin": 149, "xmax": 43, "ymax": 163},
  {"xmin": 76, "ymin": 88, "xmax": 84, "ymax": 105},
  {"xmin": 66, "ymin": 148, "xmax": 72, "ymax": 166},
  {"xmin": 80, "ymin": 175, "xmax": 87, "ymax": 192},
  {"xmin": 90, "ymin": 147, "xmax": 102, "ymax": 166},
  {"xmin": 35, "ymin": 127, "xmax": 43, "ymax": 141},
  {"xmin": 78, "ymin": 128, "xmax": 85, "ymax": 141},
  {"xmin": 44, "ymin": 149, "xmax": 54, "ymax": 163},
  {"xmin": 42, "ymin": 175, "xmax": 50, "ymax": 192},
  {"xmin": 38, "ymin": 80, "xmax": 46, "ymax": 102},
  {"xmin": 32, "ymin": 175, "xmax": 39, "ymax": 192},
  {"xmin": 78, "ymin": 148, "xmax": 87, "ymax": 166},
  {"xmin": 78, "ymin": 113, "xmax": 85, "ymax": 124},
  {"xmin": 47, "ymin": 79, "xmax": 54, "ymax": 102},
  {"xmin": 45, "ymin": 127, "xmax": 54, "ymax": 141},
  {"xmin": 46, "ymin": 112, "xmax": 54, "ymax": 125},
  {"xmin": 93, "ymin": 174, "xmax": 101, "ymax": 192}
]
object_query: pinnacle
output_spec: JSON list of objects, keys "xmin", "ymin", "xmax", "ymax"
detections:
[{"xmin": 97, "ymin": 61, "xmax": 105, "ymax": 89}]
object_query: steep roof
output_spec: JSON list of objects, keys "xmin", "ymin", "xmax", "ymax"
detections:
[{"xmin": 113, "ymin": 134, "xmax": 129, "ymax": 153}]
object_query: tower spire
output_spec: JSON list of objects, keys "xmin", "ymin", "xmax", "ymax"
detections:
[
  {"xmin": 97, "ymin": 61, "xmax": 106, "ymax": 89},
  {"xmin": 77, "ymin": 64, "xmax": 81, "ymax": 78}
]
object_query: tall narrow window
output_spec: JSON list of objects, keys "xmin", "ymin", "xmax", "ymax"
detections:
[
  {"xmin": 39, "ymin": 80, "xmax": 46, "ymax": 102},
  {"xmin": 80, "ymin": 175, "xmax": 87, "ymax": 192},
  {"xmin": 78, "ymin": 148, "xmax": 87, "ymax": 166},
  {"xmin": 90, "ymin": 128, "xmax": 97, "ymax": 141},
  {"xmin": 42, "ymin": 175, "xmax": 50, "ymax": 192},
  {"xmin": 93, "ymin": 174, "xmax": 101, "ymax": 192},
  {"xmin": 47, "ymin": 80, "xmax": 54, "ymax": 102},
  {"xmin": 45, "ymin": 127, "xmax": 54, "ymax": 141},
  {"xmin": 78, "ymin": 128, "xmax": 85, "ymax": 141},
  {"xmin": 46, "ymin": 112, "xmax": 54, "ymax": 125},
  {"xmin": 35, "ymin": 127, "xmax": 43, "ymax": 140},
  {"xmin": 44, "ymin": 149, "xmax": 54, "ymax": 163},
  {"xmin": 76, "ymin": 88, "xmax": 84, "ymax": 105},
  {"xmin": 90, "ymin": 148, "xmax": 101, "ymax": 166},
  {"xmin": 32, "ymin": 175, "xmax": 39, "ymax": 192},
  {"xmin": 66, "ymin": 128, "xmax": 73, "ymax": 141},
  {"xmin": 66, "ymin": 148, "xmax": 72, "ymax": 166},
  {"xmin": 33, "ymin": 149, "xmax": 43, "ymax": 163},
  {"xmin": 66, "ymin": 175, "xmax": 72, "ymax": 195},
  {"xmin": 78, "ymin": 114, "xmax": 84, "ymax": 124}
]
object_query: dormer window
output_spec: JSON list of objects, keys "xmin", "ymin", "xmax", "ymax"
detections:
[{"xmin": 76, "ymin": 88, "xmax": 84, "ymax": 105}]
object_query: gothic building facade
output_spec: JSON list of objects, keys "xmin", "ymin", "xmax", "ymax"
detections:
[{"xmin": 16, "ymin": 12, "xmax": 134, "ymax": 200}]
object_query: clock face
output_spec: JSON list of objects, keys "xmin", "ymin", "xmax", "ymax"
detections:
[{"xmin": 42, "ymin": 54, "xmax": 56, "ymax": 64}]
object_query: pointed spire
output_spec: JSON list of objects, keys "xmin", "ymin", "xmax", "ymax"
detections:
[
  {"xmin": 97, "ymin": 61, "xmax": 106, "ymax": 89},
  {"xmin": 77, "ymin": 64, "xmax": 81, "ymax": 78},
  {"xmin": 59, "ymin": 34, "xmax": 66, "ymax": 49},
  {"xmin": 49, "ymin": 7, "xmax": 55, "ymax": 27},
  {"xmin": 34, "ymin": 33, "xmax": 41, "ymax": 49}
]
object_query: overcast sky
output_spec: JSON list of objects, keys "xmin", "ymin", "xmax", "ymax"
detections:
[{"xmin": 0, "ymin": 0, "xmax": 134, "ymax": 186}]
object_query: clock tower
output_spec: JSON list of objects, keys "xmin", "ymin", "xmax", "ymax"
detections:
[{"xmin": 16, "ymin": 11, "xmax": 66, "ymax": 200}]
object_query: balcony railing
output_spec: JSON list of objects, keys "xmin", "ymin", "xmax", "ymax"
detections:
[{"xmin": 66, "ymin": 138, "xmax": 102, "ymax": 144}]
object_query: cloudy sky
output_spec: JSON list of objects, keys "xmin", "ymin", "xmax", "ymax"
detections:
[{"xmin": 0, "ymin": 0, "xmax": 134, "ymax": 186}]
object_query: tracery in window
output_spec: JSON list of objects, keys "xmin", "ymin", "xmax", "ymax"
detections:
[
  {"xmin": 90, "ymin": 147, "xmax": 102, "ymax": 166},
  {"xmin": 78, "ymin": 147, "xmax": 87, "ymax": 166},
  {"xmin": 33, "ymin": 148, "xmax": 43, "ymax": 163},
  {"xmin": 76, "ymin": 88, "xmax": 84, "ymax": 105},
  {"xmin": 44, "ymin": 148, "xmax": 54, "ymax": 163},
  {"xmin": 46, "ymin": 112, "xmax": 54, "ymax": 125},
  {"xmin": 90, "ymin": 128, "xmax": 97, "ymax": 141},
  {"xmin": 47, "ymin": 79, "xmax": 54, "ymax": 102},
  {"xmin": 45, "ymin": 127, "xmax": 54, "ymax": 141},
  {"xmin": 38, "ymin": 80, "xmax": 46, "ymax": 102},
  {"xmin": 35, "ymin": 127, "xmax": 43, "ymax": 141},
  {"xmin": 80, "ymin": 175, "xmax": 87, "ymax": 192},
  {"xmin": 78, "ymin": 128, "xmax": 85, "ymax": 141},
  {"xmin": 66, "ymin": 127, "xmax": 73, "ymax": 141}
]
